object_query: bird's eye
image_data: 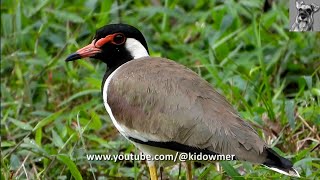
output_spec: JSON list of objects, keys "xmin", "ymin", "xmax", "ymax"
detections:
[{"xmin": 112, "ymin": 33, "xmax": 126, "ymax": 45}]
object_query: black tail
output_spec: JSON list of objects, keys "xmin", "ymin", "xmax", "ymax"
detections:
[{"xmin": 263, "ymin": 148, "xmax": 300, "ymax": 177}]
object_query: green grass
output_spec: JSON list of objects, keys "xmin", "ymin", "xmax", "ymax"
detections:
[{"xmin": 1, "ymin": 0, "xmax": 320, "ymax": 179}]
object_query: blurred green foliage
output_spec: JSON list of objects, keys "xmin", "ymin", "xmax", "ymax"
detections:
[{"xmin": 1, "ymin": 0, "xmax": 319, "ymax": 179}]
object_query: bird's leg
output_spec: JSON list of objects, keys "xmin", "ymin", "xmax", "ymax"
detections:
[
  {"xmin": 160, "ymin": 166, "xmax": 163, "ymax": 180},
  {"xmin": 186, "ymin": 161, "xmax": 192, "ymax": 180},
  {"xmin": 148, "ymin": 161, "xmax": 157, "ymax": 180},
  {"xmin": 178, "ymin": 162, "xmax": 182, "ymax": 178}
]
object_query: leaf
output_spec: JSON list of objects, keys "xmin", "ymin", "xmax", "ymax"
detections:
[
  {"xmin": 32, "ymin": 108, "xmax": 66, "ymax": 131},
  {"xmin": 1, "ymin": 141, "xmax": 16, "ymax": 148},
  {"xmin": 15, "ymin": 2, "xmax": 22, "ymax": 33},
  {"xmin": 50, "ymin": 10, "xmax": 84, "ymax": 23},
  {"xmin": 97, "ymin": 0, "xmax": 113, "ymax": 28},
  {"xmin": 311, "ymin": 88, "xmax": 320, "ymax": 96},
  {"xmin": 303, "ymin": 76, "xmax": 312, "ymax": 89},
  {"xmin": 10, "ymin": 118, "xmax": 33, "ymax": 131},
  {"xmin": 198, "ymin": 164, "xmax": 214, "ymax": 179},
  {"xmin": 25, "ymin": 0, "xmax": 50, "ymax": 17},
  {"xmin": 35, "ymin": 128, "xmax": 42, "ymax": 146},
  {"xmin": 285, "ymin": 100, "xmax": 295, "ymax": 129},
  {"xmin": 294, "ymin": 157, "xmax": 320, "ymax": 167},
  {"xmin": 57, "ymin": 155, "xmax": 83, "ymax": 180},
  {"xmin": 52, "ymin": 130, "xmax": 64, "ymax": 148},
  {"xmin": 84, "ymin": 77, "xmax": 101, "ymax": 89},
  {"xmin": 84, "ymin": 134, "xmax": 111, "ymax": 148},
  {"xmin": 220, "ymin": 161, "xmax": 243, "ymax": 179},
  {"xmin": 85, "ymin": 0, "xmax": 98, "ymax": 10},
  {"xmin": 1, "ymin": 14, "xmax": 13, "ymax": 37},
  {"xmin": 10, "ymin": 154, "xmax": 20, "ymax": 170},
  {"xmin": 210, "ymin": 27, "xmax": 245, "ymax": 50},
  {"xmin": 220, "ymin": 14, "xmax": 233, "ymax": 32},
  {"xmin": 88, "ymin": 110, "xmax": 102, "ymax": 129},
  {"xmin": 78, "ymin": 60, "xmax": 95, "ymax": 72},
  {"xmin": 21, "ymin": 138, "xmax": 49, "ymax": 156},
  {"xmin": 58, "ymin": 89, "xmax": 100, "ymax": 107}
]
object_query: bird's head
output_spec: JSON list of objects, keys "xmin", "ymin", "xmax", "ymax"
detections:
[{"xmin": 65, "ymin": 24, "xmax": 149, "ymax": 68}]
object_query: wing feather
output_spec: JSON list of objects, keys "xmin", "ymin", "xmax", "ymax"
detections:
[{"xmin": 107, "ymin": 57, "xmax": 267, "ymax": 163}]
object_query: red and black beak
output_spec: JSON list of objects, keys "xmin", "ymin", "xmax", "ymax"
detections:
[
  {"xmin": 65, "ymin": 33, "xmax": 121, "ymax": 62},
  {"xmin": 65, "ymin": 40, "xmax": 102, "ymax": 61}
]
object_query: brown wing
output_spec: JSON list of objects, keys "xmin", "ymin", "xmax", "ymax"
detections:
[{"xmin": 107, "ymin": 57, "xmax": 267, "ymax": 163}]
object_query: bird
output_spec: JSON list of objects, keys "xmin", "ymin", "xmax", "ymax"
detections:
[{"xmin": 65, "ymin": 23, "xmax": 300, "ymax": 179}]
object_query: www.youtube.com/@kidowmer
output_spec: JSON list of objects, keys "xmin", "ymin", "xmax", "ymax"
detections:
[{"xmin": 87, "ymin": 152, "xmax": 236, "ymax": 162}]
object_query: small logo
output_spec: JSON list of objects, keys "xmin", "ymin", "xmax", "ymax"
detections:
[{"xmin": 290, "ymin": 0, "xmax": 320, "ymax": 32}]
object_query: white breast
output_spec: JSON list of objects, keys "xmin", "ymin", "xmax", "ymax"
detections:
[{"xmin": 102, "ymin": 66, "xmax": 127, "ymax": 137}]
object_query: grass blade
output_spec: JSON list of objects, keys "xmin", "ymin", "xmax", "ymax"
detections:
[{"xmin": 57, "ymin": 155, "xmax": 83, "ymax": 180}]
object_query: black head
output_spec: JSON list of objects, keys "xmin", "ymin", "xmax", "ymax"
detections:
[{"xmin": 65, "ymin": 24, "xmax": 149, "ymax": 69}]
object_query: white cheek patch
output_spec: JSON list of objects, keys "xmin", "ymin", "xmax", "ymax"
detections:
[{"xmin": 125, "ymin": 38, "xmax": 149, "ymax": 59}]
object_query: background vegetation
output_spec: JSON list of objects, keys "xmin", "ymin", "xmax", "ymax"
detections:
[{"xmin": 1, "ymin": 0, "xmax": 319, "ymax": 179}]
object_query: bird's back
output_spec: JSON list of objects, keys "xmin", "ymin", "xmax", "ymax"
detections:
[{"xmin": 106, "ymin": 56, "xmax": 268, "ymax": 163}]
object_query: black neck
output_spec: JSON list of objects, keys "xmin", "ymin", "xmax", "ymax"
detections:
[{"xmin": 100, "ymin": 46, "xmax": 134, "ymax": 92}]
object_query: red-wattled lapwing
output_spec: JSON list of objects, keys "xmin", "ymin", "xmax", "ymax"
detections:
[{"xmin": 65, "ymin": 24, "xmax": 299, "ymax": 179}]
